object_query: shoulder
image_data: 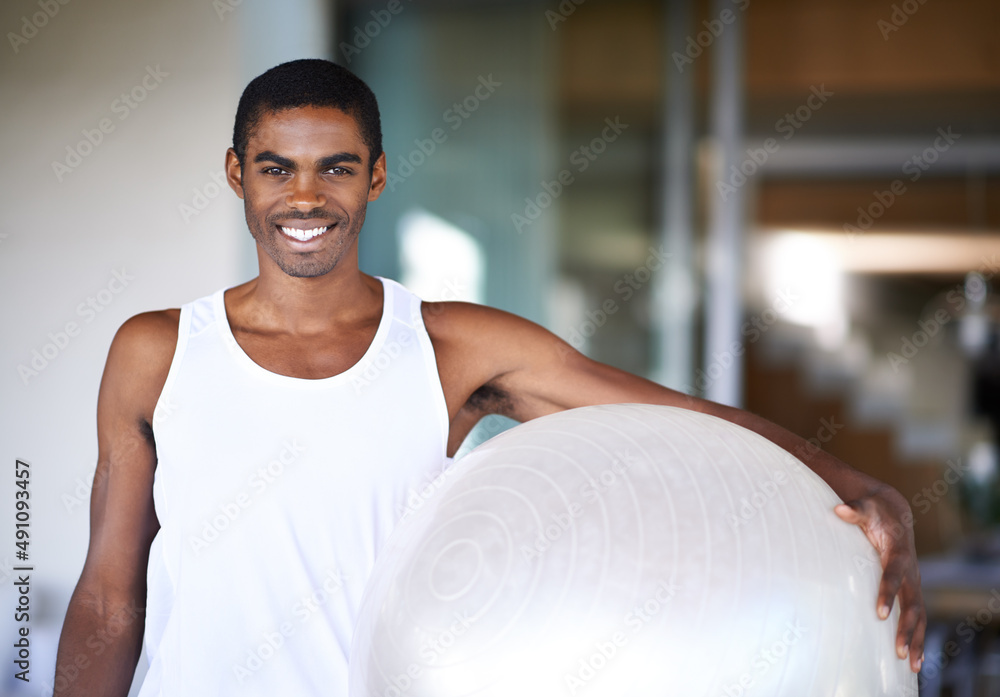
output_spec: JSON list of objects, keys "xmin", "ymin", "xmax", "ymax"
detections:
[
  {"xmin": 421, "ymin": 300, "xmax": 581, "ymax": 378},
  {"xmin": 100, "ymin": 309, "xmax": 180, "ymax": 421},
  {"xmin": 421, "ymin": 300, "xmax": 550, "ymax": 347},
  {"xmin": 110, "ymin": 309, "xmax": 180, "ymax": 363}
]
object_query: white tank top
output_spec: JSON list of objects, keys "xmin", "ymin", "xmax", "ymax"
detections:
[{"xmin": 140, "ymin": 277, "xmax": 451, "ymax": 696}]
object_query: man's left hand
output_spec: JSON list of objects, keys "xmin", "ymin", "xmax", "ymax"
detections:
[{"xmin": 835, "ymin": 485, "xmax": 925, "ymax": 673}]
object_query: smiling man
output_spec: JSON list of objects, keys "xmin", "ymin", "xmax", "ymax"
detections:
[{"xmin": 53, "ymin": 59, "xmax": 925, "ymax": 696}]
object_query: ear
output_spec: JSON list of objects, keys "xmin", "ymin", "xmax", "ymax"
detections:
[
  {"xmin": 225, "ymin": 148, "xmax": 245, "ymax": 199},
  {"xmin": 367, "ymin": 152, "xmax": 387, "ymax": 202}
]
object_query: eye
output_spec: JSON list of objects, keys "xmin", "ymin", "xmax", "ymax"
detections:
[
  {"xmin": 325, "ymin": 166, "xmax": 351, "ymax": 176},
  {"xmin": 261, "ymin": 166, "xmax": 288, "ymax": 176}
]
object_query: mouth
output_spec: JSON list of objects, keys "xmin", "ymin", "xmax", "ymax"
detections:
[{"xmin": 276, "ymin": 223, "xmax": 333, "ymax": 243}]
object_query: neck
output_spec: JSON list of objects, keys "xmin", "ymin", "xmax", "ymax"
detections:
[{"xmin": 234, "ymin": 247, "xmax": 380, "ymax": 334}]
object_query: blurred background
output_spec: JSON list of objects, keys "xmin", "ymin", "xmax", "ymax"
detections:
[{"xmin": 1, "ymin": 0, "xmax": 998, "ymax": 694}]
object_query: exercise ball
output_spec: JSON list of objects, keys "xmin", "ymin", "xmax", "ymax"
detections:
[{"xmin": 349, "ymin": 404, "xmax": 915, "ymax": 696}]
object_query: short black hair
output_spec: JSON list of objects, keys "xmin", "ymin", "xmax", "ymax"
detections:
[{"xmin": 232, "ymin": 58, "xmax": 382, "ymax": 171}]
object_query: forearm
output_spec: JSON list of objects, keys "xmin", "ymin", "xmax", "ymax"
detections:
[
  {"xmin": 518, "ymin": 352, "xmax": 911, "ymax": 511},
  {"xmin": 701, "ymin": 400, "xmax": 904, "ymax": 506},
  {"xmin": 53, "ymin": 588, "xmax": 145, "ymax": 697}
]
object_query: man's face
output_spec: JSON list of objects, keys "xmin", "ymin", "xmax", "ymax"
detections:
[{"xmin": 226, "ymin": 106, "xmax": 386, "ymax": 279}]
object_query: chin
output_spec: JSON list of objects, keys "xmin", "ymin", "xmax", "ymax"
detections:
[{"xmin": 277, "ymin": 260, "xmax": 337, "ymax": 278}]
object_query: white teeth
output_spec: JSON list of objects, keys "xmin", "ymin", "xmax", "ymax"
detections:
[{"xmin": 280, "ymin": 225, "xmax": 329, "ymax": 241}]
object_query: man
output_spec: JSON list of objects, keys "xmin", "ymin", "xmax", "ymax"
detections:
[{"xmin": 53, "ymin": 59, "xmax": 924, "ymax": 695}]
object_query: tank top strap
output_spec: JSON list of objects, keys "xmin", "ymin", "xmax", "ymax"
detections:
[
  {"xmin": 376, "ymin": 276, "xmax": 422, "ymax": 330},
  {"xmin": 188, "ymin": 290, "xmax": 221, "ymax": 337}
]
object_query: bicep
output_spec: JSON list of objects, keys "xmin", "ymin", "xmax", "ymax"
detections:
[
  {"xmin": 78, "ymin": 317, "xmax": 170, "ymax": 600},
  {"xmin": 499, "ymin": 328, "xmax": 792, "ymax": 453},
  {"xmin": 430, "ymin": 301, "xmax": 710, "ymax": 422},
  {"xmin": 478, "ymin": 314, "xmax": 701, "ymax": 420}
]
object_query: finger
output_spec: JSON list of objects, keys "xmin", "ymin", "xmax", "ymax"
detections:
[
  {"xmin": 895, "ymin": 579, "xmax": 926, "ymax": 671},
  {"xmin": 834, "ymin": 502, "xmax": 861, "ymax": 523},
  {"xmin": 878, "ymin": 556, "xmax": 907, "ymax": 621},
  {"xmin": 894, "ymin": 599, "xmax": 922, "ymax": 660},
  {"xmin": 907, "ymin": 611, "xmax": 927, "ymax": 673},
  {"xmin": 834, "ymin": 499, "xmax": 876, "ymax": 525}
]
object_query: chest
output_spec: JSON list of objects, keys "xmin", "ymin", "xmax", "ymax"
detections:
[{"xmin": 230, "ymin": 324, "xmax": 379, "ymax": 380}]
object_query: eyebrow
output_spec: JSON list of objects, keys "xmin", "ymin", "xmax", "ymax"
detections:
[
  {"xmin": 318, "ymin": 152, "xmax": 363, "ymax": 169},
  {"xmin": 253, "ymin": 150, "xmax": 363, "ymax": 169}
]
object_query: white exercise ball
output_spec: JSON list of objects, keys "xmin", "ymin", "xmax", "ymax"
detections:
[{"xmin": 349, "ymin": 404, "xmax": 915, "ymax": 697}]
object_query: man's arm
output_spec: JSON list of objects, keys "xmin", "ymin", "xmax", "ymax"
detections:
[
  {"xmin": 53, "ymin": 311, "xmax": 176, "ymax": 696},
  {"xmin": 425, "ymin": 301, "xmax": 925, "ymax": 672}
]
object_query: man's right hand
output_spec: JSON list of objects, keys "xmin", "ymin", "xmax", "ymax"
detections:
[{"xmin": 52, "ymin": 310, "xmax": 177, "ymax": 696}]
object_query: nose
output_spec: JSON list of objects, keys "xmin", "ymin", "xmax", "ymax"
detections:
[{"xmin": 286, "ymin": 173, "xmax": 326, "ymax": 211}]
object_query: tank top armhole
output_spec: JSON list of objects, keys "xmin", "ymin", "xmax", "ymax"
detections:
[
  {"xmin": 152, "ymin": 300, "xmax": 194, "ymax": 435},
  {"xmin": 408, "ymin": 291, "xmax": 450, "ymax": 459}
]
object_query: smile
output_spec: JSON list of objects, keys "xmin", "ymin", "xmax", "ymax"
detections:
[{"xmin": 279, "ymin": 225, "xmax": 330, "ymax": 242}]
